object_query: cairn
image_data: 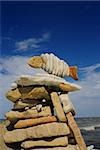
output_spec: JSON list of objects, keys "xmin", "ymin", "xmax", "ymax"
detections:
[{"xmin": 3, "ymin": 53, "xmax": 87, "ymax": 150}]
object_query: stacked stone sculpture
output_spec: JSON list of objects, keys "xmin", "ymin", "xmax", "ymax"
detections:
[{"xmin": 3, "ymin": 53, "xmax": 87, "ymax": 150}]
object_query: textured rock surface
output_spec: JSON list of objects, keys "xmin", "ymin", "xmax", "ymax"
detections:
[
  {"xmin": 21, "ymin": 136, "xmax": 68, "ymax": 148},
  {"xmin": 6, "ymin": 86, "xmax": 50, "ymax": 102},
  {"xmin": 28, "ymin": 56, "xmax": 43, "ymax": 68},
  {"xmin": 13, "ymin": 99, "xmax": 52, "ymax": 110},
  {"xmin": 51, "ymin": 92, "xmax": 67, "ymax": 122},
  {"xmin": 13, "ymin": 100, "xmax": 34, "ymax": 109},
  {"xmin": 20, "ymin": 86, "xmax": 50, "ymax": 100},
  {"xmin": 59, "ymin": 83, "xmax": 81, "ymax": 92},
  {"xmin": 0, "ymin": 123, "xmax": 13, "ymax": 150},
  {"xmin": 4, "ymin": 122, "xmax": 70, "ymax": 143},
  {"xmin": 6, "ymin": 106, "xmax": 51, "ymax": 121},
  {"xmin": 15, "ymin": 74, "xmax": 81, "ymax": 92},
  {"xmin": 66, "ymin": 112, "xmax": 87, "ymax": 150},
  {"xmin": 14, "ymin": 116, "xmax": 57, "ymax": 128},
  {"xmin": 6, "ymin": 88, "xmax": 21, "ymax": 103},
  {"xmin": 59, "ymin": 94, "xmax": 75, "ymax": 115},
  {"xmin": 41, "ymin": 53, "xmax": 69, "ymax": 77}
]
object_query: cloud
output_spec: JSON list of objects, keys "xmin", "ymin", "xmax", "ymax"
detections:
[
  {"xmin": 0, "ymin": 56, "xmax": 100, "ymax": 118},
  {"xmin": 80, "ymin": 63, "xmax": 100, "ymax": 74},
  {"xmin": 69, "ymin": 63, "xmax": 100, "ymax": 117},
  {"xmin": 15, "ymin": 32, "xmax": 51, "ymax": 51}
]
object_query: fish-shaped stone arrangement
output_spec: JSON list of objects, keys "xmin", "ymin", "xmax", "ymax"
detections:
[
  {"xmin": 28, "ymin": 53, "xmax": 78, "ymax": 80},
  {"xmin": 3, "ymin": 53, "xmax": 87, "ymax": 150}
]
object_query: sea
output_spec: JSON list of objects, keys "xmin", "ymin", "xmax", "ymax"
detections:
[
  {"xmin": 0, "ymin": 117, "xmax": 100, "ymax": 149},
  {"xmin": 75, "ymin": 117, "xmax": 100, "ymax": 149}
]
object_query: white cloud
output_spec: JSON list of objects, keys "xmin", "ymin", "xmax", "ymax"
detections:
[
  {"xmin": 80, "ymin": 63, "xmax": 100, "ymax": 74},
  {"xmin": 15, "ymin": 32, "xmax": 51, "ymax": 51},
  {"xmin": 0, "ymin": 56, "xmax": 100, "ymax": 118},
  {"xmin": 69, "ymin": 63, "xmax": 100, "ymax": 117}
]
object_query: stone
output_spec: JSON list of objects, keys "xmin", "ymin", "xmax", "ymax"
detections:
[
  {"xmin": 21, "ymin": 136, "xmax": 68, "ymax": 149},
  {"xmin": 6, "ymin": 86, "xmax": 50, "ymax": 103},
  {"xmin": 11, "ymin": 82, "xmax": 17, "ymax": 90},
  {"xmin": 19, "ymin": 86, "xmax": 50, "ymax": 100},
  {"xmin": 59, "ymin": 94, "xmax": 75, "ymax": 115},
  {"xmin": 14, "ymin": 98, "xmax": 51, "ymax": 110},
  {"xmin": 6, "ymin": 88, "xmax": 21, "ymax": 103},
  {"xmin": 59, "ymin": 83, "xmax": 81, "ymax": 92},
  {"xmin": 15, "ymin": 74, "xmax": 81, "ymax": 92},
  {"xmin": 21, "ymin": 145, "xmax": 80, "ymax": 150},
  {"xmin": 6, "ymin": 106, "xmax": 52, "ymax": 121},
  {"xmin": 4, "ymin": 122, "xmax": 70, "ymax": 143},
  {"xmin": 68, "ymin": 138, "xmax": 76, "ymax": 145},
  {"xmin": 14, "ymin": 116, "xmax": 57, "ymax": 128},
  {"xmin": 13, "ymin": 100, "xmax": 34, "ymax": 110},
  {"xmin": 25, "ymin": 106, "xmax": 29, "ymax": 110},
  {"xmin": 36, "ymin": 104, "xmax": 42, "ymax": 111},
  {"xmin": 28, "ymin": 56, "xmax": 43, "ymax": 68},
  {"xmin": 41, "ymin": 53, "xmax": 69, "ymax": 77},
  {"xmin": 27, "ymin": 86, "xmax": 50, "ymax": 100},
  {"xmin": 66, "ymin": 112, "xmax": 87, "ymax": 150},
  {"xmin": 0, "ymin": 123, "xmax": 13, "ymax": 150},
  {"xmin": 69, "ymin": 66, "xmax": 78, "ymax": 81},
  {"xmin": 50, "ymin": 92, "xmax": 67, "ymax": 122}
]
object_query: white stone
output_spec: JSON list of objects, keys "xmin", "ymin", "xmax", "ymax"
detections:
[
  {"xmin": 41, "ymin": 53, "xmax": 69, "ymax": 77},
  {"xmin": 36, "ymin": 104, "xmax": 42, "ymax": 111},
  {"xmin": 42, "ymin": 99, "xmax": 46, "ymax": 103},
  {"xmin": 11, "ymin": 82, "xmax": 17, "ymax": 90},
  {"xmin": 15, "ymin": 74, "xmax": 81, "ymax": 91},
  {"xmin": 59, "ymin": 94, "xmax": 76, "ymax": 115}
]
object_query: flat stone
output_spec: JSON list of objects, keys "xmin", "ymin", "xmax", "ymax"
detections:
[
  {"xmin": 21, "ymin": 136, "xmax": 68, "ymax": 149},
  {"xmin": 66, "ymin": 112, "xmax": 87, "ymax": 150},
  {"xmin": 4, "ymin": 122, "xmax": 70, "ymax": 143},
  {"xmin": 19, "ymin": 86, "xmax": 50, "ymax": 100},
  {"xmin": 15, "ymin": 74, "xmax": 81, "ymax": 92},
  {"xmin": 14, "ymin": 116, "xmax": 57, "ymax": 128},
  {"xmin": 6, "ymin": 106, "xmax": 52, "ymax": 121},
  {"xmin": 50, "ymin": 92, "xmax": 67, "ymax": 122},
  {"xmin": 59, "ymin": 83, "xmax": 81, "ymax": 92},
  {"xmin": 6, "ymin": 88, "xmax": 21, "ymax": 103},
  {"xmin": 6, "ymin": 86, "xmax": 50, "ymax": 103},
  {"xmin": 27, "ymin": 86, "xmax": 50, "ymax": 100}
]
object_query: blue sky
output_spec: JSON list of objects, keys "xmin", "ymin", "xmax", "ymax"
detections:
[{"xmin": 0, "ymin": 1, "xmax": 100, "ymax": 118}]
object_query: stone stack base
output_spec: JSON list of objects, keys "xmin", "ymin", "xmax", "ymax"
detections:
[{"xmin": 3, "ymin": 74, "xmax": 86, "ymax": 150}]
